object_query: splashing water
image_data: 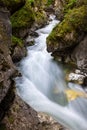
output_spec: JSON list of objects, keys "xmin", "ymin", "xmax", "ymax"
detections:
[{"xmin": 16, "ymin": 15, "xmax": 87, "ymax": 130}]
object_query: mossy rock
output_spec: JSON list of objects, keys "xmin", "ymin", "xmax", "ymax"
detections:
[
  {"xmin": 35, "ymin": 10, "xmax": 47, "ymax": 26},
  {"xmin": 65, "ymin": 5, "xmax": 87, "ymax": 31},
  {"xmin": 0, "ymin": 0, "xmax": 25, "ymax": 14},
  {"xmin": 11, "ymin": 0, "xmax": 35, "ymax": 34},
  {"xmin": 12, "ymin": 36, "xmax": 23, "ymax": 47},
  {"xmin": 64, "ymin": 0, "xmax": 87, "ymax": 13},
  {"xmin": 47, "ymin": 5, "xmax": 87, "ymax": 53}
]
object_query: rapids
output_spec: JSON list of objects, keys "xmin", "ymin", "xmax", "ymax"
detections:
[{"xmin": 16, "ymin": 15, "xmax": 87, "ymax": 130}]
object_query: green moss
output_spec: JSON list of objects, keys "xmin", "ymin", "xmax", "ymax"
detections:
[
  {"xmin": 47, "ymin": 5, "xmax": 87, "ymax": 51},
  {"xmin": 64, "ymin": 0, "xmax": 87, "ymax": 14},
  {"xmin": 11, "ymin": 0, "xmax": 35, "ymax": 29},
  {"xmin": 12, "ymin": 36, "xmax": 23, "ymax": 47},
  {"xmin": 65, "ymin": 0, "xmax": 77, "ymax": 10},
  {"xmin": 47, "ymin": 0, "xmax": 53, "ymax": 6},
  {"xmin": 66, "ymin": 5, "xmax": 87, "ymax": 31},
  {"xmin": 35, "ymin": 10, "xmax": 47, "ymax": 25}
]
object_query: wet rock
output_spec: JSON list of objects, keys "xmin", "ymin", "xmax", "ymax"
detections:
[
  {"xmin": 47, "ymin": 5, "xmax": 87, "ymax": 64},
  {"xmin": 45, "ymin": 5, "xmax": 55, "ymax": 14},
  {"xmin": 82, "ymin": 77, "xmax": 87, "ymax": 90},
  {"xmin": 12, "ymin": 46, "xmax": 26, "ymax": 63},
  {"xmin": 65, "ymin": 70, "xmax": 85, "ymax": 84},
  {"xmin": 71, "ymin": 36, "xmax": 87, "ymax": 73}
]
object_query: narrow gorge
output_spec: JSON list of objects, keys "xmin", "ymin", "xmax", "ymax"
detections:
[{"xmin": 0, "ymin": 0, "xmax": 87, "ymax": 130}]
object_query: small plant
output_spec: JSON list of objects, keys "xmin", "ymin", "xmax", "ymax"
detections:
[
  {"xmin": 47, "ymin": 0, "xmax": 53, "ymax": 6},
  {"xmin": 12, "ymin": 36, "xmax": 23, "ymax": 47},
  {"xmin": 65, "ymin": 0, "xmax": 77, "ymax": 11}
]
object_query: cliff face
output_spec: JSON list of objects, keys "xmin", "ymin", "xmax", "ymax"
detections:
[
  {"xmin": 47, "ymin": 0, "xmax": 87, "ymax": 73},
  {"xmin": 0, "ymin": 0, "xmax": 36, "ymax": 127},
  {"xmin": 0, "ymin": 7, "xmax": 16, "ymax": 121}
]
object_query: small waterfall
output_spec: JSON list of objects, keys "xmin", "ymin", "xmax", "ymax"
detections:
[{"xmin": 16, "ymin": 15, "xmax": 87, "ymax": 130}]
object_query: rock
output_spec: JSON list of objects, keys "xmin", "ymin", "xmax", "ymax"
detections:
[
  {"xmin": 82, "ymin": 77, "xmax": 87, "ymax": 89},
  {"xmin": 44, "ymin": 5, "xmax": 55, "ymax": 14},
  {"xmin": 34, "ymin": 9, "xmax": 48, "ymax": 29},
  {"xmin": 2, "ymin": 94, "xmax": 66, "ymax": 130},
  {"xmin": 0, "ymin": 8, "xmax": 16, "ymax": 121},
  {"xmin": 2, "ymin": 95, "xmax": 39, "ymax": 130},
  {"xmin": 47, "ymin": 5, "xmax": 87, "ymax": 62},
  {"xmin": 11, "ymin": 0, "xmax": 35, "ymax": 38},
  {"xmin": 1, "ymin": 0, "xmax": 25, "ymax": 14},
  {"xmin": 12, "ymin": 46, "xmax": 26, "ymax": 63},
  {"xmin": 65, "ymin": 71, "xmax": 85, "ymax": 84},
  {"xmin": 54, "ymin": 0, "xmax": 66, "ymax": 20},
  {"xmin": 71, "ymin": 36, "xmax": 87, "ymax": 73},
  {"xmin": 38, "ymin": 112, "xmax": 68, "ymax": 130}
]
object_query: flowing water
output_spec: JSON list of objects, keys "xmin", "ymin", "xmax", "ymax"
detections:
[{"xmin": 16, "ymin": 15, "xmax": 87, "ymax": 130}]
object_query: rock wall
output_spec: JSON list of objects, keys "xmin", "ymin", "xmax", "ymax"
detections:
[
  {"xmin": 0, "ymin": 7, "xmax": 16, "ymax": 121},
  {"xmin": 0, "ymin": 0, "xmax": 37, "ymax": 127}
]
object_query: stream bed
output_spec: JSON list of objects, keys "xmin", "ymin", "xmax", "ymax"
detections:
[{"xmin": 15, "ymin": 15, "xmax": 87, "ymax": 130}]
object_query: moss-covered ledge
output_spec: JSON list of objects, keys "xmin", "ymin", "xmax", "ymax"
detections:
[
  {"xmin": 11, "ymin": 0, "xmax": 35, "ymax": 37},
  {"xmin": 47, "ymin": 5, "xmax": 87, "ymax": 54}
]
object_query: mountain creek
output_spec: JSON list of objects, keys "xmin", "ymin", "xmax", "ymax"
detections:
[{"xmin": 0, "ymin": 0, "xmax": 87, "ymax": 130}]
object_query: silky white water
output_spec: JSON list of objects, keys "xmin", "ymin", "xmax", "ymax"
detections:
[{"xmin": 16, "ymin": 15, "xmax": 87, "ymax": 130}]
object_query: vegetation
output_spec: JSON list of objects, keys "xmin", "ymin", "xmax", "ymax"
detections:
[
  {"xmin": 11, "ymin": 0, "xmax": 35, "ymax": 29},
  {"xmin": 47, "ymin": 0, "xmax": 54, "ymax": 6},
  {"xmin": 64, "ymin": 0, "xmax": 87, "ymax": 12},
  {"xmin": 12, "ymin": 36, "xmax": 23, "ymax": 47},
  {"xmin": 47, "ymin": 5, "xmax": 87, "ymax": 52}
]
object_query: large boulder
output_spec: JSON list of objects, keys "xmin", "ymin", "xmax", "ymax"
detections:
[{"xmin": 47, "ymin": 5, "xmax": 87, "ymax": 63}]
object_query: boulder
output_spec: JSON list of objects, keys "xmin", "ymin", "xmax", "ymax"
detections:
[{"xmin": 47, "ymin": 5, "xmax": 87, "ymax": 62}]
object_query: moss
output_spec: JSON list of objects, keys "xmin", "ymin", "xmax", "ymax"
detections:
[
  {"xmin": 11, "ymin": 0, "xmax": 35, "ymax": 30},
  {"xmin": 47, "ymin": 5, "xmax": 87, "ymax": 50},
  {"xmin": 12, "ymin": 36, "xmax": 23, "ymax": 47},
  {"xmin": 47, "ymin": 0, "xmax": 54, "ymax": 6},
  {"xmin": 66, "ymin": 5, "xmax": 87, "ymax": 31},
  {"xmin": 65, "ymin": 0, "xmax": 77, "ymax": 11},
  {"xmin": 64, "ymin": 0, "xmax": 87, "ymax": 13},
  {"xmin": 35, "ymin": 10, "xmax": 47, "ymax": 25}
]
